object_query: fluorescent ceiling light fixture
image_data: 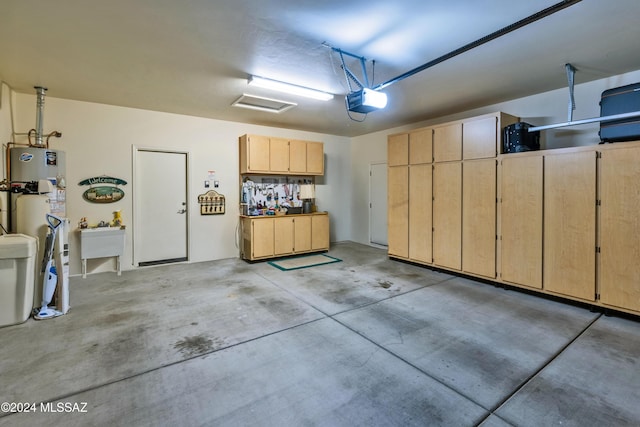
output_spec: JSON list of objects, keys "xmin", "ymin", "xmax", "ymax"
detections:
[
  {"xmin": 346, "ymin": 88, "xmax": 388, "ymax": 114},
  {"xmin": 248, "ymin": 76, "xmax": 334, "ymax": 101}
]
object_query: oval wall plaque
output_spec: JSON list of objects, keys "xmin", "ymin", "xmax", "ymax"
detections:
[{"xmin": 82, "ymin": 186, "xmax": 125, "ymax": 203}]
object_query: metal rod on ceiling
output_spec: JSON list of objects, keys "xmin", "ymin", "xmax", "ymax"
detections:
[
  {"xmin": 528, "ymin": 111, "xmax": 640, "ymax": 132},
  {"xmin": 372, "ymin": 0, "xmax": 583, "ymax": 91}
]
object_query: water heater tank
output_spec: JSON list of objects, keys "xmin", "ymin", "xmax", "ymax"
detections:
[
  {"xmin": 16, "ymin": 194, "xmax": 51, "ymax": 309},
  {"xmin": 10, "ymin": 147, "xmax": 66, "ymax": 183}
]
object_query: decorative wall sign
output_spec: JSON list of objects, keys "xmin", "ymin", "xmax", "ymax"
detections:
[
  {"xmin": 79, "ymin": 175, "xmax": 127, "ymax": 204},
  {"xmin": 198, "ymin": 190, "xmax": 225, "ymax": 215}
]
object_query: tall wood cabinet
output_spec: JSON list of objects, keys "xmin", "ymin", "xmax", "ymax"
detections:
[
  {"xmin": 543, "ymin": 151, "xmax": 596, "ymax": 301},
  {"xmin": 387, "ymin": 129, "xmax": 432, "ymax": 261},
  {"xmin": 462, "ymin": 159, "xmax": 497, "ymax": 278},
  {"xmin": 599, "ymin": 145, "xmax": 640, "ymax": 313},
  {"xmin": 433, "ymin": 162, "xmax": 461, "ymax": 270},
  {"xmin": 388, "ymin": 111, "xmax": 640, "ymax": 316},
  {"xmin": 500, "ymin": 155, "xmax": 543, "ymax": 289},
  {"xmin": 387, "ymin": 165, "xmax": 409, "ymax": 258},
  {"xmin": 388, "ymin": 112, "xmax": 516, "ymax": 271}
]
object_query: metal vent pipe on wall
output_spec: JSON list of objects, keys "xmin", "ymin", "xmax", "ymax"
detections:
[{"xmin": 34, "ymin": 86, "xmax": 47, "ymax": 147}]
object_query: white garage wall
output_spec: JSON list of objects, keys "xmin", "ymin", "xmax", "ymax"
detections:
[
  {"xmin": 4, "ymin": 68, "xmax": 640, "ymax": 272},
  {"xmin": 349, "ymin": 69, "xmax": 640, "ymax": 246},
  {"xmin": 10, "ymin": 95, "xmax": 351, "ymax": 275}
]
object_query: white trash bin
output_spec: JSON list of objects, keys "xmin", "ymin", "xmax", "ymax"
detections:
[{"xmin": 0, "ymin": 234, "xmax": 37, "ymax": 327}]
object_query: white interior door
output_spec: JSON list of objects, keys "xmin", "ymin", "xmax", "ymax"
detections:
[
  {"xmin": 135, "ymin": 149, "xmax": 188, "ymax": 266},
  {"xmin": 370, "ymin": 162, "xmax": 388, "ymax": 246}
]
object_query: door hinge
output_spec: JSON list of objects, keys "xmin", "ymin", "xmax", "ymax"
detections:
[
  {"xmin": 596, "ymin": 152, "xmax": 602, "ymax": 159},
  {"xmin": 595, "ymin": 293, "xmax": 600, "ymax": 300},
  {"xmin": 596, "ymin": 200, "xmax": 601, "ymax": 206},
  {"xmin": 596, "ymin": 246, "xmax": 601, "ymax": 253}
]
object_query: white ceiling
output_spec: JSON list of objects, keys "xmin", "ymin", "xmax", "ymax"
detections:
[{"xmin": 1, "ymin": 0, "xmax": 639, "ymax": 137}]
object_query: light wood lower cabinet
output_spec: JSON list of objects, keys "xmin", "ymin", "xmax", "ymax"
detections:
[
  {"xmin": 311, "ymin": 214, "xmax": 330, "ymax": 250},
  {"xmin": 500, "ymin": 156, "xmax": 543, "ymax": 289},
  {"xmin": 274, "ymin": 216, "xmax": 295, "ymax": 256},
  {"xmin": 462, "ymin": 159, "xmax": 497, "ymax": 278},
  {"xmin": 543, "ymin": 151, "xmax": 596, "ymax": 301},
  {"xmin": 249, "ymin": 217, "xmax": 275, "ymax": 259},
  {"xmin": 599, "ymin": 146, "xmax": 640, "ymax": 313},
  {"xmin": 294, "ymin": 215, "xmax": 312, "ymax": 252},
  {"xmin": 433, "ymin": 162, "xmax": 461, "ymax": 270},
  {"xmin": 241, "ymin": 213, "xmax": 329, "ymax": 261}
]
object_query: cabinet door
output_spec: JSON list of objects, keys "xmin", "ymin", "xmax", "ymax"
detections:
[
  {"xmin": 252, "ymin": 219, "xmax": 274, "ymax": 259},
  {"xmin": 463, "ymin": 159, "xmax": 496, "ymax": 278},
  {"xmin": 388, "ymin": 166, "xmax": 409, "ymax": 258},
  {"xmin": 501, "ymin": 156, "xmax": 543, "ymax": 288},
  {"xmin": 306, "ymin": 142, "xmax": 324, "ymax": 175},
  {"xmin": 311, "ymin": 214, "xmax": 330, "ymax": 250},
  {"xmin": 294, "ymin": 215, "xmax": 312, "ymax": 252},
  {"xmin": 274, "ymin": 217, "xmax": 294, "ymax": 255},
  {"xmin": 388, "ymin": 134, "xmax": 409, "ymax": 166},
  {"xmin": 289, "ymin": 140, "xmax": 307, "ymax": 174},
  {"xmin": 433, "ymin": 162, "xmax": 461, "ymax": 270},
  {"xmin": 433, "ymin": 123, "xmax": 462, "ymax": 162},
  {"xmin": 409, "ymin": 128, "xmax": 432, "ymax": 164},
  {"xmin": 247, "ymin": 135, "xmax": 270, "ymax": 172},
  {"xmin": 544, "ymin": 151, "xmax": 596, "ymax": 300},
  {"xmin": 409, "ymin": 164, "xmax": 432, "ymax": 263},
  {"xmin": 600, "ymin": 146, "xmax": 640, "ymax": 312},
  {"xmin": 463, "ymin": 116, "xmax": 497, "ymax": 160},
  {"xmin": 269, "ymin": 138, "xmax": 289, "ymax": 173}
]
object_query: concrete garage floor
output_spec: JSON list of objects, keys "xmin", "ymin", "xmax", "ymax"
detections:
[{"xmin": 1, "ymin": 241, "xmax": 639, "ymax": 426}]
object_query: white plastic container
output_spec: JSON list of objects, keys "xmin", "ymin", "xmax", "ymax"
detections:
[{"xmin": 0, "ymin": 234, "xmax": 37, "ymax": 327}]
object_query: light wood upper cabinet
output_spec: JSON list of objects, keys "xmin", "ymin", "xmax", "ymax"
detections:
[
  {"xmin": 463, "ymin": 112, "xmax": 518, "ymax": 158},
  {"xmin": 409, "ymin": 164, "xmax": 432, "ymax": 263},
  {"xmin": 433, "ymin": 162, "xmax": 461, "ymax": 270},
  {"xmin": 463, "ymin": 116, "xmax": 498, "ymax": 160},
  {"xmin": 240, "ymin": 134, "xmax": 324, "ymax": 175},
  {"xmin": 289, "ymin": 140, "xmax": 307, "ymax": 174},
  {"xmin": 269, "ymin": 138, "xmax": 290, "ymax": 173},
  {"xmin": 306, "ymin": 141, "xmax": 324, "ymax": 175},
  {"xmin": 388, "ymin": 133, "xmax": 409, "ymax": 166},
  {"xmin": 409, "ymin": 128, "xmax": 433, "ymax": 164},
  {"xmin": 433, "ymin": 123, "xmax": 462, "ymax": 162},
  {"xmin": 500, "ymin": 156, "xmax": 543, "ymax": 289},
  {"xmin": 388, "ymin": 166, "xmax": 409, "ymax": 258},
  {"xmin": 599, "ymin": 146, "xmax": 640, "ymax": 312},
  {"xmin": 462, "ymin": 159, "xmax": 496, "ymax": 278},
  {"xmin": 240, "ymin": 134, "xmax": 270, "ymax": 173},
  {"xmin": 543, "ymin": 151, "xmax": 596, "ymax": 301}
]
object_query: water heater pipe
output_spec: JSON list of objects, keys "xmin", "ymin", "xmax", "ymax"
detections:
[{"xmin": 34, "ymin": 86, "xmax": 47, "ymax": 147}]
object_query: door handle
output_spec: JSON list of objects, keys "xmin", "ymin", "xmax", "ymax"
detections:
[{"xmin": 177, "ymin": 209, "xmax": 187, "ymax": 214}]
